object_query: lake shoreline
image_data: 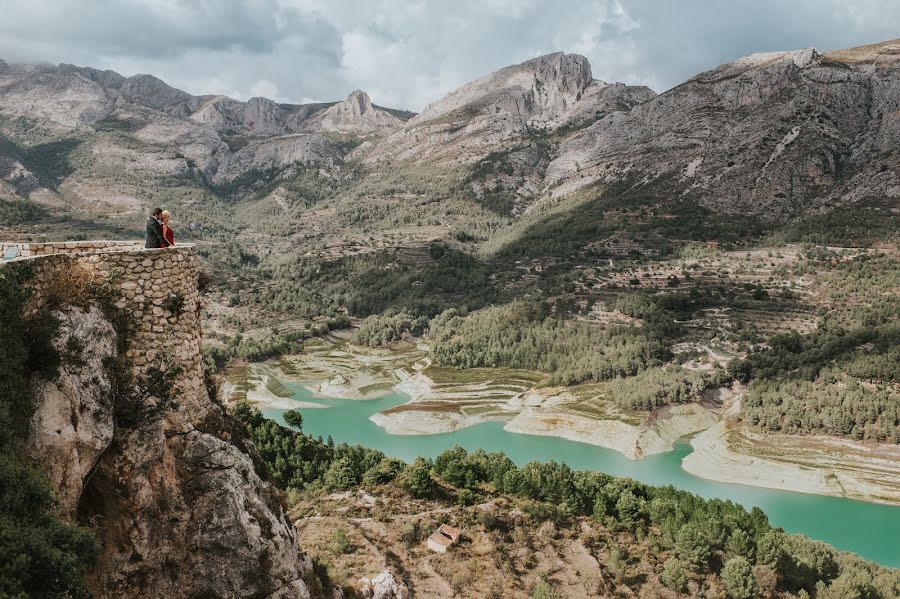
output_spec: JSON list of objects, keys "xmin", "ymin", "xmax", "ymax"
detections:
[
  {"xmin": 243, "ymin": 345, "xmax": 900, "ymax": 508},
  {"xmin": 683, "ymin": 419, "xmax": 900, "ymax": 507}
]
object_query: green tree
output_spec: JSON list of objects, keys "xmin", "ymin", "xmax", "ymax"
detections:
[
  {"xmin": 362, "ymin": 457, "xmax": 404, "ymax": 486},
  {"xmin": 660, "ymin": 557, "xmax": 688, "ymax": 592},
  {"xmin": 401, "ymin": 458, "xmax": 434, "ymax": 498},
  {"xmin": 323, "ymin": 457, "xmax": 359, "ymax": 490},
  {"xmin": 615, "ymin": 489, "xmax": 643, "ymax": 530},
  {"xmin": 722, "ymin": 556, "xmax": 757, "ymax": 599},
  {"xmin": 676, "ymin": 524, "xmax": 712, "ymax": 574},
  {"xmin": 725, "ymin": 528, "xmax": 754, "ymax": 560},
  {"xmin": 283, "ymin": 409, "xmax": 303, "ymax": 429}
]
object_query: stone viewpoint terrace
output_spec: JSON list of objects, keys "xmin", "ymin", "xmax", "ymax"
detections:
[{"xmin": 0, "ymin": 240, "xmax": 206, "ymax": 421}]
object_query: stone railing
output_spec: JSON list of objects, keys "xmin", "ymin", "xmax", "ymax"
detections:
[
  {"xmin": 1, "ymin": 240, "xmax": 144, "ymax": 259},
  {"xmin": 1, "ymin": 242, "xmax": 206, "ymax": 420}
]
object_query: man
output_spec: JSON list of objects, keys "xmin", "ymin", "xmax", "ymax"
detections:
[{"xmin": 145, "ymin": 207, "xmax": 170, "ymax": 249}]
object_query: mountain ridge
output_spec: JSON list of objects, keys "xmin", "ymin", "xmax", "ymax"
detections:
[{"xmin": 1, "ymin": 39, "xmax": 899, "ymax": 232}]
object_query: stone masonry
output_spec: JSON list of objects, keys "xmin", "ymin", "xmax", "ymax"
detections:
[{"xmin": 3, "ymin": 241, "xmax": 206, "ymax": 422}]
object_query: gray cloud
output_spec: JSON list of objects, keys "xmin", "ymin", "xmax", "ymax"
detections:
[{"xmin": 0, "ymin": 0, "xmax": 897, "ymax": 110}]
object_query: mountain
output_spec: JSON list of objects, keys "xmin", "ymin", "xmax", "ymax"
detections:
[
  {"xmin": 2, "ymin": 40, "xmax": 900, "ymax": 599},
  {"xmin": 547, "ymin": 40, "xmax": 900, "ymax": 220},
  {"xmin": 1, "ymin": 40, "xmax": 898, "ymax": 248},
  {"xmin": 0, "ymin": 61, "xmax": 408, "ymax": 194},
  {"xmin": 364, "ymin": 52, "xmax": 654, "ymax": 167},
  {"xmin": 301, "ymin": 89, "xmax": 406, "ymax": 134}
]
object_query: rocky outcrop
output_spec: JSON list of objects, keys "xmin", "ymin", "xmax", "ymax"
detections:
[
  {"xmin": 26, "ymin": 305, "xmax": 117, "ymax": 516},
  {"xmin": 211, "ymin": 133, "xmax": 343, "ymax": 186},
  {"xmin": 118, "ymin": 73, "xmax": 199, "ymax": 116},
  {"xmin": 357, "ymin": 571, "xmax": 408, "ymax": 599},
  {"xmin": 362, "ymin": 52, "xmax": 652, "ymax": 170},
  {"xmin": 0, "ymin": 63, "xmax": 112, "ymax": 126},
  {"xmin": 412, "ymin": 52, "xmax": 595, "ymax": 128},
  {"xmin": 302, "ymin": 90, "xmax": 404, "ymax": 134},
  {"xmin": 243, "ymin": 96, "xmax": 285, "ymax": 134},
  {"xmin": 0, "ymin": 133, "xmax": 40, "ymax": 196},
  {"xmin": 10, "ymin": 243, "xmax": 314, "ymax": 599}
]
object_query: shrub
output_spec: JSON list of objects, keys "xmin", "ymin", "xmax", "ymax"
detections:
[
  {"xmin": 531, "ymin": 577, "xmax": 560, "ymax": 599},
  {"xmin": 362, "ymin": 457, "xmax": 404, "ymax": 486},
  {"xmin": 329, "ymin": 528, "xmax": 352, "ymax": 555},
  {"xmin": 105, "ymin": 361, "xmax": 183, "ymax": 429}
]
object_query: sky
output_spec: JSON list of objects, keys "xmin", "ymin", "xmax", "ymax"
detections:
[{"xmin": 0, "ymin": 0, "xmax": 897, "ymax": 111}]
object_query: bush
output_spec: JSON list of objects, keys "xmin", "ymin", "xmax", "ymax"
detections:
[
  {"xmin": 329, "ymin": 528, "xmax": 352, "ymax": 555},
  {"xmin": 106, "ymin": 361, "xmax": 183, "ymax": 429},
  {"xmin": 531, "ymin": 577, "xmax": 560, "ymax": 599},
  {"xmin": 323, "ymin": 457, "xmax": 360, "ymax": 491},
  {"xmin": 362, "ymin": 457, "xmax": 404, "ymax": 486}
]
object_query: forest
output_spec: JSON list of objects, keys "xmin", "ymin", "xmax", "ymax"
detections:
[
  {"xmin": 428, "ymin": 301, "xmax": 670, "ymax": 385},
  {"xmin": 607, "ymin": 366, "xmax": 729, "ymax": 411},
  {"xmin": 231, "ymin": 403, "xmax": 900, "ymax": 599}
]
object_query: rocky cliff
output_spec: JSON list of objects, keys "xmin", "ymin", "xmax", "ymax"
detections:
[
  {"xmin": 363, "ymin": 52, "xmax": 653, "ymax": 167},
  {"xmin": 6, "ymin": 243, "xmax": 316, "ymax": 598},
  {"xmin": 302, "ymin": 89, "xmax": 405, "ymax": 134},
  {"xmin": 546, "ymin": 40, "xmax": 900, "ymax": 219}
]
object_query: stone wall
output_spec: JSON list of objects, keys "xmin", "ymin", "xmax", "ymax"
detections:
[
  {"xmin": 2, "ymin": 240, "xmax": 143, "ymax": 258},
  {"xmin": 4, "ymin": 244, "xmax": 205, "ymax": 420}
]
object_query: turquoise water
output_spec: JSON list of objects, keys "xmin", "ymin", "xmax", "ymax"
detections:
[{"xmin": 263, "ymin": 384, "xmax": 900, "ymax": 568}]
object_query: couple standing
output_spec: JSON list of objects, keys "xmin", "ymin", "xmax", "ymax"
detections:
[{"xmin": 145, "ymin": 207, "xmax": 175, "ymax": 248}]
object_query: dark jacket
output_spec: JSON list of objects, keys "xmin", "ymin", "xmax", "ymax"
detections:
[{"xmin": 145, "ymin": 217, "xmax": 168, "ymax": 248}]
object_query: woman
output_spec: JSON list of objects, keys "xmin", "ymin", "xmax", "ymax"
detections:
[{"xmin": 161, "ymin": 210, "xmax": 175, "ymax": 246}]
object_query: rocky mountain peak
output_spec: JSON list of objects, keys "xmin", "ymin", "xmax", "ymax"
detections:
[
  {"xmin": 411, "ymin": 51, "xmax": 596, "ymax": 128},
  {"xmin": 119, "ymin": 73, "xmax": 195, "ymax": 115},
  {"xmin": 345, "ymin": 89, "xmax": 374, "ymax": 116},
  {"xmin": 302, "ymin": 88, "xmax": 404, "ymax": 134},
  {"xmin": 57, "ymin": 63, "xmax": 126, "ymax": 89},
  {"xmin": 243, "ymin": 96, "xmax": 283, "ymax": 134}
]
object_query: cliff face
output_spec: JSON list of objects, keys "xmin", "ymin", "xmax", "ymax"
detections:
[
  {"xmin": 546, "ymin": 40, "xmax": 900, "ymax": 219},
  {"xmin": 10, "ymin": 243, "xmax": 313, "ymax": 599}
]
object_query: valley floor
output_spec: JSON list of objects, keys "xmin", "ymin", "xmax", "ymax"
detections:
[{"xmin": 234, "ymin": 337, "xmax": 900, "ymax": 507}]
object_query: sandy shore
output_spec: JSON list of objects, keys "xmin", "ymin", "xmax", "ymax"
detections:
[
  {"xmin": 683, "ymin": 420, "xmax": 900, "ymax": 505},
  {"xmin": 369, "ymin": 410, "xmax": 490, "ymax": 435},
  {"xmin": 505, "ymin": 403, "xmax": 718, "ymax": 460},
  {"xmin": 246, "ymin": 383, "xmax": 328, "ymax": 410}
]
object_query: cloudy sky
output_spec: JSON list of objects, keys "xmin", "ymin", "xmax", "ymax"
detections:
[{"xmin": 0, "ymin": 0, "xmax": 897, "ymax": 110}]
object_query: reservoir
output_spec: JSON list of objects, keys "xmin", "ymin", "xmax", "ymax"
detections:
[{"xmin": 262, "ymin": 384, "xmax": 900, "ymax": 568}]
